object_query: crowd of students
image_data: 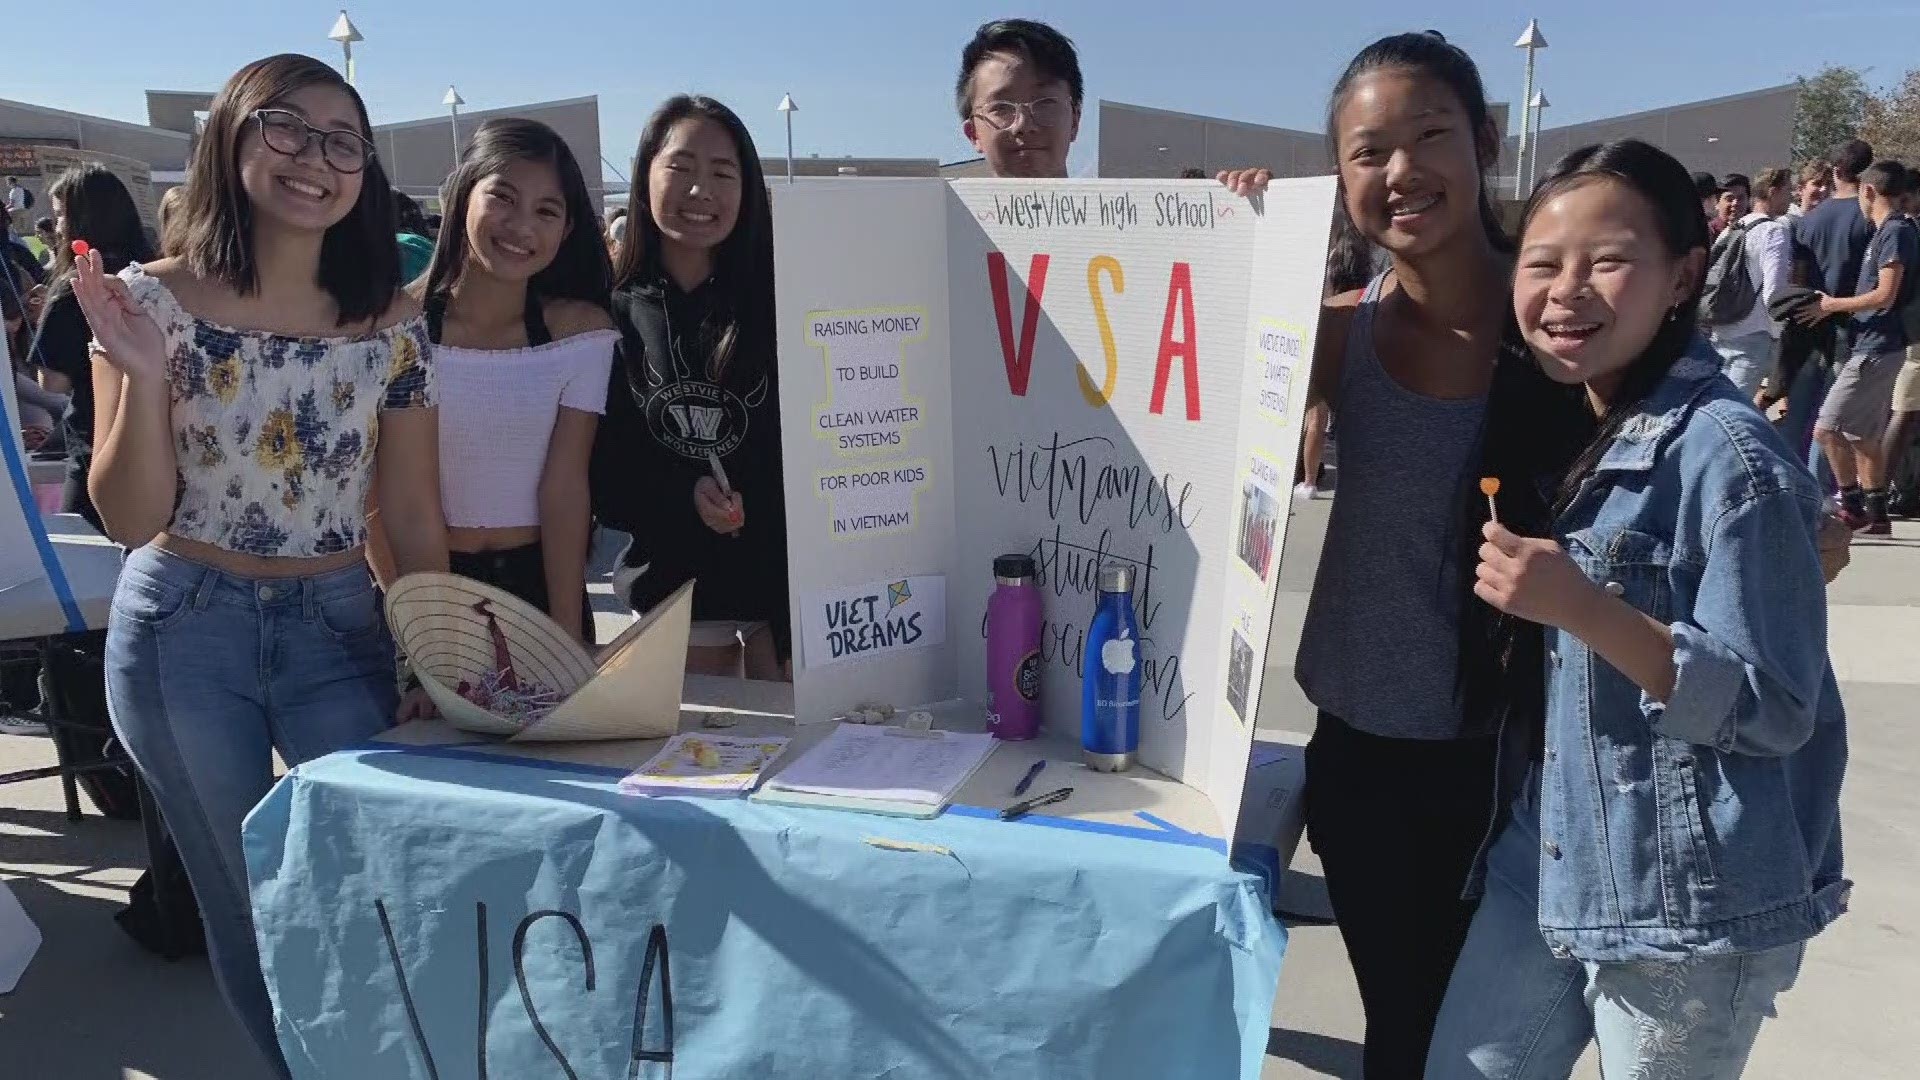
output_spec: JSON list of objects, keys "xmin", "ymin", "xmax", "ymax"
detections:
[
  {"xmin": 1, "ymin": 17, "xmax": 1862, "ymax": 1080},
  {"xmin": 1695, "ymin": 146, "xmax": 1920, "ymax": 532}
]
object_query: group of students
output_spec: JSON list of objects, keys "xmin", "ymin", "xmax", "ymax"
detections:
[
  {"xmin": 1227, "ymin": 28, "xmax": 1851, "ymax": 1080},
  {"xmin": 20, "ymin": 16, "xmax": 1852, "ymax": 1080},
  {"xmin": 1698, "ymin": 145, "xmax": 1920, "ymax": 535}
]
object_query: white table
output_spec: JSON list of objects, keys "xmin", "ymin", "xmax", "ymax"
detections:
[
  {"xmin": 0, "ymin": 512, "xmax": 119, "ymax": 641},
  {"xmin": 0, "ymin": 512, "xmax": 122, "ymax": 819}
]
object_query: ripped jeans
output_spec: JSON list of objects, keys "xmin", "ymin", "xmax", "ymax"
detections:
[{"xmin": 1425, "ymin": 772, "xmax": 1804, "ymax": 1080}]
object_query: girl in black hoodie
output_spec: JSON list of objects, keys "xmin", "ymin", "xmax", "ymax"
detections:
[{"xmin": 592, "ymin": 95, "xmax": 789, "ymax": 679}]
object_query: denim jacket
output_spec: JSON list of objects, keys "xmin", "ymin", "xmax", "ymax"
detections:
[{"xmin": 1474, "ymin": 342, "xmax": 1851, "ymax": 963}]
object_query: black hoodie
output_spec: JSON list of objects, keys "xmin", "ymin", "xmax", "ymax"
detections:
[{"xmin": 591, "ymin": 272, "xmax": 790, "ymax": 656}]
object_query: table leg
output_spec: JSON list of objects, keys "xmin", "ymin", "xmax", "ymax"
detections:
[{"xmin": 38, "ymin": 638, "xmax": 83, "ymax": 822}]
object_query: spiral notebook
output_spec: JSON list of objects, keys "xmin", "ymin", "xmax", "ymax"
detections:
[{"xmin": 753, "ymin": 724, "xmax": 999, "ymax": 818}]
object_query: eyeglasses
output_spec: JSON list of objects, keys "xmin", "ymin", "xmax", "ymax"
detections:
[
  {"xmin": 251, "ymin": 109, "xmax": 375, "ymax": 174},
  {"xmin": 972, "ymin": 97, "xmax": 1071, "ymax": 132}
]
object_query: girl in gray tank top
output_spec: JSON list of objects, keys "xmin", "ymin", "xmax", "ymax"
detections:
[
  {"xmin": 1217, "ymin": 30, "xmax": 1526, "ymax": 1078},
  {"xmin": 1295, "ymin": 273, "xmax": 1490, "ymax": 740}
]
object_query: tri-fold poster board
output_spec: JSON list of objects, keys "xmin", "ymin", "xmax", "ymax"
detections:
[{"xmin": 773, "ymin": 177, "xmax": 1336, "ymax": 841}]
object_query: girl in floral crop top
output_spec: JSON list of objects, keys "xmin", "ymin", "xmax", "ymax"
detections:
[{"xmin": 70, "ymin": 54, "xmax": 447, "ymax": 1080}]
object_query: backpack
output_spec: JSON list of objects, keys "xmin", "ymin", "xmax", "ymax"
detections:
[
  {"xmin": 16, "ymin": 186, "xmax": 33, "ymax": 210},
  {"xmin": 1699, "ymin": 220, "xmax": 1759, "ymax": 327}
]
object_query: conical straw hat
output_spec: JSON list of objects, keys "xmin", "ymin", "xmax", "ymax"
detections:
[{"xmin": 385, "ymin": 573, "xmax": 597, "ymax": 736}]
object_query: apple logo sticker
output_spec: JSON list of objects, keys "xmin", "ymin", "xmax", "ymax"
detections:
[{"xmin": 1101, "ymin": 627, "xmax": 1137, "ymax": 676}]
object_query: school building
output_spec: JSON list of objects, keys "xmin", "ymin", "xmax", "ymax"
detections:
[
  {"xmin": 0, "ymin": 91, "xmax": 608, "ymax": 212},
  {"xmin": 1096, "ymin": 83, "xmax": 1799, "ymax": 187}
]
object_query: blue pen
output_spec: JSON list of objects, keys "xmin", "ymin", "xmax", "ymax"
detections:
[{"xmin": 1012, "ymin": 759, "xmax": 1046, "ymax": 797}]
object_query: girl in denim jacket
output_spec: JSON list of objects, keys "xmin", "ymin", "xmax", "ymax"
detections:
[{"xmin": 1426, "ymin": 140, "xmax": 1850, "ymax": 1079}]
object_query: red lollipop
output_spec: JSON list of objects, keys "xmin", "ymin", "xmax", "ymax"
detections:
[{"xmin": 69, "ymin": 240, "xmax": 91, "ymax": 257}]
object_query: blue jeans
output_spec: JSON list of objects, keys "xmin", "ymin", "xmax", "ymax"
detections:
[
  {"xmin": 1711, "ymin": 330, "xmax": 1773, "ymax": 403},
  {"xmin": 105, "ymin": 546, "xmax": 397, "ymax": 1079},
  {"xmin": 1784, "ymin": 362, "xmax": 1837, "ymax": 494},
  {"xmin": 1427, "ymin": 775, "xmax": 1805, "ymax": 1080}
]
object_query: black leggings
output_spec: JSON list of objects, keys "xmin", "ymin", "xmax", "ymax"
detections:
[
  {"xmin": 1304, "ymin": 712, "xmax": 1497, "ymax": 1080},
  {"xmin": 449, "ymin": 543, "xmax": 594, "ymax": 646}
]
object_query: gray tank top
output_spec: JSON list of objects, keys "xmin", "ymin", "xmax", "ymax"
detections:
[{"xmin": 1295, "ymin": 273, "xmax": 1491, "ymax": 740}]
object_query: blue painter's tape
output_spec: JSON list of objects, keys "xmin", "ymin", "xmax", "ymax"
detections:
[
  {"xmin": 946, "ymin": 803, "xmax": 1228, "ymax": 853},
  {"xmin": 0, "ymin": 424, "xmax": 84, "ymax": 634}
]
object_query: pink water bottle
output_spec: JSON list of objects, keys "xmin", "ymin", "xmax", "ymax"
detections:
[{"xmin": 987, "ymin": 554, "xmax": 1043, "ymax": 740}]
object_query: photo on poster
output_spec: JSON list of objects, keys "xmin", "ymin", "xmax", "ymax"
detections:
[
  {"xmin": 1235, "ymin": 455, "xmax": 1283, "ymax": 582},
  {"xmin": 1225, "ymin": 628, "xmax": 1254, "ymax": 724}
]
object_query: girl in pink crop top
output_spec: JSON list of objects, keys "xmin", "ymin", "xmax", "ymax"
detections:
[{"xmin": 403, "ymin": 118, "xmax": 616, "ymax": 643}]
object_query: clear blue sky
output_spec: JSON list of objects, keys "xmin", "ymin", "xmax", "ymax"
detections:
[{"xmin": 9, "ymin": 1, "xmax": 1920, "ymax": 178}]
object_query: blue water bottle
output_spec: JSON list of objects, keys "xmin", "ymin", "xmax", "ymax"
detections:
[{"xmin": 1081, "ymin": 564, "xmax": 1142, "ymax": 772}]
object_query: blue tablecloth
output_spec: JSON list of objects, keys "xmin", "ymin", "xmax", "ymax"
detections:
[{"xmin": 244, "ymin": 737, "xmax": 1285, "ymax": 1079}]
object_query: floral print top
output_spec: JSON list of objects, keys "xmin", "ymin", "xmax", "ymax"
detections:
[{"xmin": 121, "ymin": 263, "xmax": 435, "ymax": 558}]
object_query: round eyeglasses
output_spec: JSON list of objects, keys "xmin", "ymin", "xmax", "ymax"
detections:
[{"xmin": 252, "ymin": 109, "xmax": 375, "ymax": 175}]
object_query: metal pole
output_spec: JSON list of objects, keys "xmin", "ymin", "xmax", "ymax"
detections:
[
  {"xmin": 785, "ymin": 111, "xmax": 795, "ymax": 185},
  {"xmin": 449, "ymin": 104, "xmax": 460, "ymax": 161},
  {"xmin": 342, "ymin": 42, "xmax": 354, "ymax": 87},
  {"xmin": 1528, "ymin": 101, "xmax": 1547, "ymax": 192},
  {"xmin": 1517, "ymin": 51, "xmax": 1535, "ymax": 199}
]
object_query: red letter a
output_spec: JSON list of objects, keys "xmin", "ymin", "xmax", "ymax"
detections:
[
  {"xmin": 1150, "ymin": 261, "xmax": 1201, "ymax": 420},
  {"xmin": 987, "ymin": 252, "xmax": 1050, "ymax": 397}
]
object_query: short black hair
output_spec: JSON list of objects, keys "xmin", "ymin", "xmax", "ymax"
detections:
[
  {"xmin": 955, "ymin": 18, "xmax": 1083, "ymax": 120},
  {"xmin": 1860, "ymin": 159, "xmax": 1908, "ymax": 199},
  {"xmin": 33, "ymin": 216, "xmax": 53, "ymax": 234},
  {"xmin": 1831, "ymin": 139, "xmax": 1874, "ymax": 182},
  {"xmin": 1720, "ymin": 172, "xmax": 1751, "ymax": 197},
  {"xmin": 1692, "ymin": 171, "xmax": 1721, "ymax": 199}
]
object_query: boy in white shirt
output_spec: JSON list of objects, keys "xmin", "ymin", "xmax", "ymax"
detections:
[{"xmin": 1708, "ymin": 168, "xmax": 1793, "ymax": 400}]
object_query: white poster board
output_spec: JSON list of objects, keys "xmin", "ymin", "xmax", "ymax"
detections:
[
  {"xmin": 773, "ymin": 178, "xmax": 1334, "ymax": 840},
  {"xmin": 32, "ymin": 146, "xmax": 157, "ymax": 228}
]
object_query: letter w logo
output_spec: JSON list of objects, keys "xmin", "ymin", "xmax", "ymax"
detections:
[{"xmin": 667, "ymin": 404, "xmax": 725, "ymax": 442}]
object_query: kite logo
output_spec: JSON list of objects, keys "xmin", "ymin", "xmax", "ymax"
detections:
[{"xmin": 887, "ymin": 579, "xmax": 911, "ymax": 611}]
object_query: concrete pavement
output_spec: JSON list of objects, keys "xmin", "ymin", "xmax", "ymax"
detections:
[{"xmin": 1, "ymin": 508, "xmax": 1914, "ymax": 1078}]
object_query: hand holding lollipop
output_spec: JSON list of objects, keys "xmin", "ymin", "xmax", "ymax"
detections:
[{"xmin": 69, "ymin": 241, "xmax": 167, "ymax": 382}]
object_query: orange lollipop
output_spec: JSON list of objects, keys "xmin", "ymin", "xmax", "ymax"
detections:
[
  {"xmin": 1479, "ymin": 476, "xmax": 1501, "ymax": 523},
  {"xmin": 69, "ymin": 239, "xmax": 90, "ymax": 257}
]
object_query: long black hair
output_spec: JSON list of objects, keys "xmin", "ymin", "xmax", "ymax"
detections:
[
  {"xmin": 615, "ymin": 95, "xmax": 774, "ymax": 384},
  {"xmin": 421, "ymin": 118, "xmax": 612, "ymax": 311},
  {"xmin": 1326, "ymin": 31, "xmax": 1511, "ymax": 256},
  {"xmin": 47, "ymin": 165, "xmax": 154, "ymax": 282},
  {"xmin": 169, "ymin": 53, "xmax": 398, "ymax": 326},
  {"xmin": 1457, "ymin": 139, "xmax": 1710, "ymax": 731}
]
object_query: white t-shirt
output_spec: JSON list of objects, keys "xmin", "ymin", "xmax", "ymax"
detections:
[
  {"xmin": 4, "ymin": 186, "xmax": 24, "ymax": 213},
  {"xmin": 1711, "ymin": 211, "xmax": 1792, "ymax": 341}
]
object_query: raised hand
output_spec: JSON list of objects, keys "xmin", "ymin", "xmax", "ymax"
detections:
[
  {"xmin": 70, "ymin": 249, "xmax": 166, "ymax": 381},
  {"xmin": 1217, "ymin": 167, "xmax": 1273, "ymax": 199}
]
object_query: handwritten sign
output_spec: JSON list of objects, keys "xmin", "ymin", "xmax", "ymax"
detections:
[
  {"xmin": 802, "ymin": 573, "xmax": 946, "ymax": 668},
  {"xmin": 32, "ymin": 146, "xmax": 156, "ymax": 228},
  {"xmin": 772, "ymin": 178, "xmax": 1335, "ymax": 839}
]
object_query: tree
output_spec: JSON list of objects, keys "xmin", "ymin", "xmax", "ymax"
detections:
[
  {"xmin": 1862, "ymin": 69, "xmax": 1920, "ymax": 166},
  {"xmin": 1793, "ymin": 65, "xmax": 1870, "ymax": 165}
]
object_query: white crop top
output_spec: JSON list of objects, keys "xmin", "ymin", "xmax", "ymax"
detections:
[{"xmin": 435, "ymin": 329, "xmax": 619, "ymax": 528}]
